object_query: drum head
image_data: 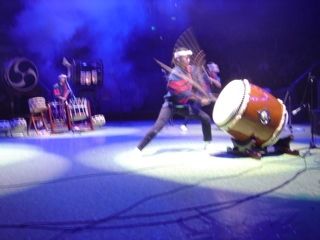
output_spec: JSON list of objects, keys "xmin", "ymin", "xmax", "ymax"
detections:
[
  {"xmin": 28, "ymin": 97, "xmax": 47, "ymax": 113},
  {"xmin": 213, "ymin": 80, "xmax": 247, "ymax": 127}
]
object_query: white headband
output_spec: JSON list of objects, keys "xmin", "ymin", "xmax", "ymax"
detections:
[
  {"xmin": 58, "ymin": 74, "xmax": 67, "ymax": 79},
  {"xmin": 174, "ymin": 49, "xmax": 193, "ymax": 59}
]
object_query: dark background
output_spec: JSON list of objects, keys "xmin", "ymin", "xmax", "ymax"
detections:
[{"xmin": 1, "ymin": 0, "xmax": 319, "ymax": 122}]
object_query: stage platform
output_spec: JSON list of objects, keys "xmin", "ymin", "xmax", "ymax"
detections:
[{"xmin": 0, "ymin": 120, "xmax": 319, "ymax": 240}]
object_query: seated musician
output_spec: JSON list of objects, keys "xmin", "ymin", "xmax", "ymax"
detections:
[
  {"xmin": 53, "ymin": 74, "xmax": 71, "ymax": 102},
  {"xmin": 52, "ymin": 74, "xmax": 71, "ymax": 122}
]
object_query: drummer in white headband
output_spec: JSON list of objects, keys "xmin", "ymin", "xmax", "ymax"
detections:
[
  {"xmin": 53, "ymin": 73, "xmax": 70, "ymax": 102},
  {"xmin": 135, "ymin": 47, "xmax": 214, "ymax": 153}
]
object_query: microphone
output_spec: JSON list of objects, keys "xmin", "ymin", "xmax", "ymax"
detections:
[{"xmin": 292, "ymin": 104, "xmax": 306, "ymax": 116}]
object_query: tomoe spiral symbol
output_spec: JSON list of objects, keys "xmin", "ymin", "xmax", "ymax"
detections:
[{"xmin": 4, "ymin": 57, "xmax": 38, "ymax": 92}]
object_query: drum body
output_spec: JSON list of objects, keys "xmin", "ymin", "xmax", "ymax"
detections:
[
  {"xmin": 213, "ymin": 79, "xmax": 287, "ymax": 147},
  {"xmin": 28, "ymin": 97, "xmax": 47, "ymax": 113}
]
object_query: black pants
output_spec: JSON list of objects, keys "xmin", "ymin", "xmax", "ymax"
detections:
[{"xmin": 137, "ymin": 101, "xmax": 212, "ymax": 151}]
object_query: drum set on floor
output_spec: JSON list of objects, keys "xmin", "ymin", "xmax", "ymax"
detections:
[
  {"xmin": 26, "ymin": 96, "xmax": 105, "ymax": 135},
  {"xmin": 0, "ymin": 96, "xmax": 106, "ymax": 136},
  {"xmin": 213, "ymin": 79, "xmax": 299, "ymax": 159}
]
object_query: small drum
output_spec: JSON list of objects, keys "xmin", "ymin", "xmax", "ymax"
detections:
[
  {"xmin": 0, "ymin": 120, "xmax": 11, "ymax": 133},
  {"xmin": 213, "ymin": 79, "xmax": 287, "ymax": 147},
  {"xmin": 28, "ymin": 97, "xmax": 47, "ymax": 113},
  {"xmin": 68, "ymin": 98, "xmax": 90, "ymax": 121},
  {"xmin": 91, "ymin": 114, "xmax": 106, "ymax": 128},
  {"xmin": 10, "ymin": 118, "xmax": 27, "ymax": 133}
]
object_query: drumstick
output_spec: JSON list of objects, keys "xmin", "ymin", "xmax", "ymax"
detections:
[
  {"xmin": 185, "ymin": 28, "xmax": 201, "ymax": 52},
  {"xmin": 154, "ymin": 59, "xmax": 209, "ymax": 97},
  {"xmin": 154, "ymin": 59, "xmax": 216, "ymax": 104}
]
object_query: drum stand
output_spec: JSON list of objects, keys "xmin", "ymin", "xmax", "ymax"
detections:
[
  {"xmin": 227, "ymin": 137, "xmax": 264, "ymax": 159},
  {"xmin": 227, "ymin": 135, "xmax": 299, "ymax": 160},
  {"xmin": 272, "ymin": 135, "xmax": 300, "ymax": 155}
]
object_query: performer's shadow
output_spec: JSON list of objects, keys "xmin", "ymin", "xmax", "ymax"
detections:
[{"xmin": 143, "ymin": 148, "xmax": 198, "ymax": 157}]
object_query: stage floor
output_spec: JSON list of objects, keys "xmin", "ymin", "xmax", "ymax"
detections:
[{"xmin": 0, "ymin": 121, "xmax": 320, "ymax": 240}]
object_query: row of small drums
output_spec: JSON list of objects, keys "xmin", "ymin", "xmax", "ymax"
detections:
[
  {"xmin": 28, "ymin": 96, "xmax": 106, "ymax": 129},
  {"xmin": 0, "ymin": 118, "xmax": 27, "ymax": 133},
  {"xmin": 0, "ymin": 114, "xmax": 106, "ymax": 135},
  {"xmin": 48, "ymin": 98, "xmax": 90, "ymax": 121},
  {"xmin": 28, "ymin": 97, "xmax": 89, "ymax": 115},
  {"xmin": 29, "ymin": 97, "xmax": 100, "ymax": 122}
]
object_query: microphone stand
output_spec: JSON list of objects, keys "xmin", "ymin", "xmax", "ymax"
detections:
[
  {"xmin": 308, "ymin": 73, "xmax": 317, "ymax": 149},
  {"xmin": 284, "ymin": 89, "xmax": 293, "ymax": 135},
  {"xmin": 308, "ymin": 104, "xmax": 317, "ymax": 149}
]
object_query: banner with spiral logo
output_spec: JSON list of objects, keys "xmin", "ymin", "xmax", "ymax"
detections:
[{"xmin": 4, "ymin": 57, "xmax": 38, "ymax": 93}]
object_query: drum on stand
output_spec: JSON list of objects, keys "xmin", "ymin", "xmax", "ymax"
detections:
[
  {"xmin": 27, "ymin": 97, "xmax": 49, "ymax": 134},
  {"xmin": 68, "ymin": 98, "xmax": 90, "ymax": 121},
  {"xmin": 213, "ymin": 79, "xmax": 287, "ymax": 147},
  {"xmin": 48, "ymin": 101, "xmax": 69, "ymax": 132},
  {"xmin": 66, "ymin": 98, "xmax": 93, "ymax": 131},
  {"xmin": 28, "ymin": 97, "xmax": 47, "ymax": 113}
]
